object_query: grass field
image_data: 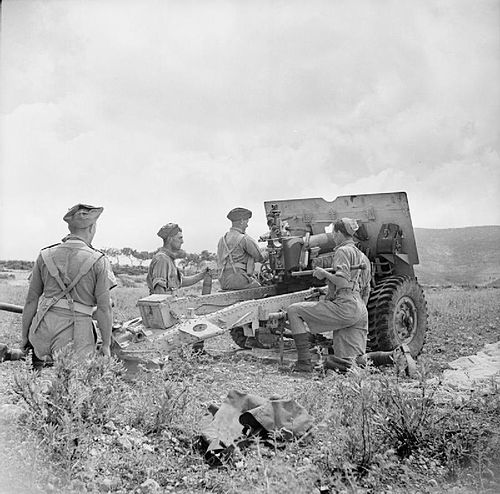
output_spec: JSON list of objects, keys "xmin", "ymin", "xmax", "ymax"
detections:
[{"xmin": 0, "ymin": 273, "xmax": 499, "ymax": 493}]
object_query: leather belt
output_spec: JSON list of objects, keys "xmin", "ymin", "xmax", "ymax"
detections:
[{"xmin": 53, "ymin": 299, "xmax": 95, "ymax": 315}]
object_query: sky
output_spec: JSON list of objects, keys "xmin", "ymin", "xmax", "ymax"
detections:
[{"xmin": 1, "ymin": 0, "xmax": 499, "ymax": 261}]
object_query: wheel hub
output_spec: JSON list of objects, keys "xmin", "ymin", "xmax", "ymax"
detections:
[{"xmin": 393, "ymin": 296, "xmax": 418, "ymax": 343}]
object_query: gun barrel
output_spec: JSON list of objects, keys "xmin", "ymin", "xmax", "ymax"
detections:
[
  {"xmin": 290, "ymin": 264, "xmax": 367, "ymax": 278},
  {"xmin": 0, "ymin": 303, "xmax": 23, "ymax": 314}
]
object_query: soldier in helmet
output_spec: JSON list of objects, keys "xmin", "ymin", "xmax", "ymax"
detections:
[
  {"xmin": 287, "ymin": 218, "xmax": 416, "ymax": 375},
  {"xmin": 217, "ymin": 207, "xmax": 267, "ymax": 291},
  {"xmin": 21, "ymin": 204, "xmax": 117, "ymax": 369}
]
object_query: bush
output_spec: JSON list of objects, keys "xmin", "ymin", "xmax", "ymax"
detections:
[
  {"xmin": 0, "ymin": 260, "xmax": 34, "ymax": 270},
  {"xmin": 13, "ymin": 349, "xmax": 127, "ymax": 474},
  {"xmin": 117, "ymin": 274, "xmax": 139, "ymax": 288},
  {"xmin": 11, "ymin": 347, "xmax": 205, "ymax": 491},
  {"xmin": 112, "ymin": 265, "xmax": 148, "ymax": 276},
  {"xmin": 296, "ymin": 368, "xmax": 500, "ymax": 491}
]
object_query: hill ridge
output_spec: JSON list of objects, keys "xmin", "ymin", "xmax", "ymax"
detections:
[{"xmin": 414, "ymin": 225, "xmax": 500, "ymax": 286}]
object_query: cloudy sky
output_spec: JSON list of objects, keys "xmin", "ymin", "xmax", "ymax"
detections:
[{"xmin": 1, "ymin": 0, "xmax": 499, "ymax": 261}]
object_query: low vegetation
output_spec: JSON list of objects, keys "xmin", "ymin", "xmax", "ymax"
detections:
[
  {"xmin": 0, "ymin": 278, "xmax": 499, "ymax": 493},
  {"xmin": 0, "ymin": 260, "xmax": 34, "ymax": 271},
  {"xmin": 7, "ymin": 350, "xmax": 500, "ymax": 493}
]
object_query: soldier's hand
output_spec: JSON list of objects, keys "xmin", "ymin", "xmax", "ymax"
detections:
[
  {"xmin": 203, "ymin": 264, "xmax": 218, "ymax": 278},
  {"xmin": 207, "ymin": 267, "xmax": 218, "ymax": 278},
  {"xmin": 312, "ymin": 267, "xmax": 328, "ymax": 280}
]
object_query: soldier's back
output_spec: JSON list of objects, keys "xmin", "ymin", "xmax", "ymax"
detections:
[{"xmin": 39, "ymin": 240, "xmax": 104, "ymax": 306}]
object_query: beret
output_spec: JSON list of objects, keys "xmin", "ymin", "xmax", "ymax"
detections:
[
  {"xmin": 341, "ymin": 217, "xmax": 359, "ymax": 236},
  {"xmin": 157, "ymin": 223, "xmax": 182, "ymax": 240},
  {"xmin": 63, "ymin": 204, "xmax": 103, "ymax": 229},
  {"xmin": 227, "ymin": 207, "xmax": 252, "ymax": 222}
]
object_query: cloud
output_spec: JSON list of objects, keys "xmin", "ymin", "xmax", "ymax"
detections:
[{"xmin": 1, "ymin": 0, "xmax": 499, "ymax": 260}]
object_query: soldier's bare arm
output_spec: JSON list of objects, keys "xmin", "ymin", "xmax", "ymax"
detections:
[
  {"xmin": 21, "ymin": 259, "xmax": 43, "ymax": 350},
  {"xmin": 94, "ymin": 260, "xmax": 113, "ymax": 356},
  {"xmin": 182, "ymin": 268, "xmax": 208, "ymax": 287}
]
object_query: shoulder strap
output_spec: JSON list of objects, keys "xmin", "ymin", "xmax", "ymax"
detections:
[
  {"xmin": 349, "ymin": 246, "xmax": 367, "ymax": 288},
  {"xmin": 40, "ymin": 248, "xmax": 103, "ymax": 307},
  {"xmin": 221, "ymin": 234, "xmax": 244, "ymax": 273},
  {"xmin": 32, "ymin": 249, "xmax": 103, "ymax": 333},
  {"xmin": 41, "ymin": 243, "xmax": 61, "ymax": 250}
]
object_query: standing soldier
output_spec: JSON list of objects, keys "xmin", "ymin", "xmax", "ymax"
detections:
[
  {"xmin": 21, "ymin": 204, "xmax": 116, "ymax": 370},
  {"xmin": 217, "ymin": 207, "xmax": 266, "ymax": 290},
  {"xmin": 147, "ymin": 223, "xmax": 210, "ymax": 353}
]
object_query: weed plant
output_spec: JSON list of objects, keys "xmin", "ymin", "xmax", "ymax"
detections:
[
  {"xmin": 9, "ymin": 349, "xmax": 500, "ymax": 493},
  {"xmin": 1, "ymin": 283, "xmax": 499, "ymax": 492}
]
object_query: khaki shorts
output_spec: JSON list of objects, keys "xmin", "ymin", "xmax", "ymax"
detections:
[
  {"xmin": 219, "ymin": 269, "xmax": 261, "ymax": 291},
  {"xmin": 29, "ymin": 307, "xmax": 96, "ymax": 359},
  {"xmin": 291, "ymin": 293, "xmax": 368, "ymax": 359}
]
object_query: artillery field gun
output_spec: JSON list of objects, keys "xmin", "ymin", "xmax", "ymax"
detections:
[
  {"xmin": 113, "ymin": 191, "xmax": 427, "ymax": 367},
  {"xmin": 1, "ymin": 192, "xmax": 428, "ymax": 369}
]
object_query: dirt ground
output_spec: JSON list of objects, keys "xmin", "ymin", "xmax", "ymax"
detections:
[{"xmin": 0, "ymin": 272, "xmax": 499, "ymax": 493}]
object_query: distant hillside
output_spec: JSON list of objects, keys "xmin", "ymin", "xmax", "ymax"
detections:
[{"xmin": 413, "ymin": 226, "xmax": 500, "ymax": 286}]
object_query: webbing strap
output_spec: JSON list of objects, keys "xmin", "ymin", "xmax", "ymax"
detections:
[
  {"xmin": 351, "ymin": 249, "xmax": 363, "ymax": 287},
  {"xmin": 33, "ymin": 249, "xmax": 103, "ymax": 332},
  {"xmin": 221, "ymin": 234, "xmax": 244, "ymax": 274},
  {"xmin": 41, "ymin": 249, "xmax": 102, "ymax": 301}
]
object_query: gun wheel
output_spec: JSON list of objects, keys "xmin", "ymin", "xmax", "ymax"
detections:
[
  {"xmin": 367, "ymin": 275, "xmax": 428, "ymax": 357},
  {"xmin": 230, "ymin": 326, "xmax": 249, "ymax": 349}
]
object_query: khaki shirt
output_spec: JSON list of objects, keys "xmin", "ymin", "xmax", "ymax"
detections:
[
  {"xmin": 146, "ymin": 247, "xmax": 182, "ymax": 294},
  {"xmin": 27, "ymin": 237, "xmax": 116, "ymax": 307},
  {"xmin": 217, "ymin": 227, "xmax": 265, "ymax": 273},
  {"xmin": 328, "ymin": 239, "xmax": 371, "ymax": 303}
]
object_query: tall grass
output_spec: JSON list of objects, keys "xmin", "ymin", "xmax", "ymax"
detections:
[
  {"xmin": 1, "ymin": 278, "xmax": 499, "ymax": 492},
  {"xmin": 9, "ymin": 351, "xmax": 500, "ymax": 493}
]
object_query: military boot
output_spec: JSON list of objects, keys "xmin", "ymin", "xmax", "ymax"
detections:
[
  {"xmin": 323, "ymin": 355, "xmax": 353, "ymax": 374},
  {"xmin": 291, "ymin": 333, "xmax": 313, "ymax": 372}
]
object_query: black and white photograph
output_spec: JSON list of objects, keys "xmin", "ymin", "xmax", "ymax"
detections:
[{"xmin": 0, "ymin": 1, "xmax": 499, "ymax": 492}]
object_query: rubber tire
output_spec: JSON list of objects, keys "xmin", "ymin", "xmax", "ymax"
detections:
[
  {"xmin": 367, "ymin": 275, "xmax": 428, "ymax": 357},
  {"xmin": 230, "ymin": 326, "xmax": 249, "ymax": 349}
]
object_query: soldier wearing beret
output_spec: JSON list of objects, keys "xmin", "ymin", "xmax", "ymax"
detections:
[
  {"xmin": 21, "ymin": 204, "xmax": 117, "ymax": 369},
  {"xmin": 217, "ymin": 207, "xmax": 266, "ymax": 290},
  {"xmin": 147, "ymin": 223, "xmax": 210, "ymax": 353},
  {"xmin": 286, "ymin": 218, "xmax": 415, "ymax": 375},
  {"xmin": 146, "ymin": 223, "xmax": 209, "ymax": 294}
]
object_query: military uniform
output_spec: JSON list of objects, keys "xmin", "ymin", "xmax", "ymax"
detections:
[
  {"xmin": 217, "ymin": 208, "xmax": 265, "ymax": 290},
  {"xmin": 146, "ymin": 247, "xmax": 182, "ymax": 294},
  {"xmin": 289, "ymin": 239, "xmax": 371, "ymax": 359},
  {"xmin": 288, "ymin": 218, "xmax": 416, "ymax": 375},
  {"xmin": 148, "ymin": 222, "xmax": 206, "ymax": 352},
  {"xmin": 23, "ymin": 204, "xmax": 116, "ymax": 362}
]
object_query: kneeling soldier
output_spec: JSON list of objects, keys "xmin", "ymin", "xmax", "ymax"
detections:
[{"xmin": 287, "ymin": 218, "xmax": 415, "ymax": 376}]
